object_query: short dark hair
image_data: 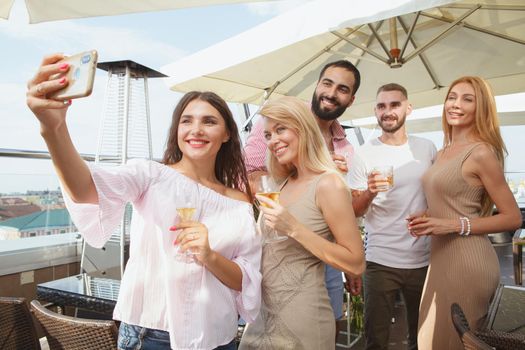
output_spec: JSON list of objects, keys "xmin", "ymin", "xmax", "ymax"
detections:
[
  {"xmin": 318, "ymin": 60, "xmax": 361, "ymax": 96},
  {"xmin": 376, "ymin": 83, "xmax": 408, "ymax": 99}
]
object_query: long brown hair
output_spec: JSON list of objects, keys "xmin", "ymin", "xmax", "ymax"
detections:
[
  {"xmin": 162, "ymin": 91, "xmax": 252, "ymax": 200},
  {"xmin": 442, "ymin": 76, "xmax": 507, "ymax": 216}
]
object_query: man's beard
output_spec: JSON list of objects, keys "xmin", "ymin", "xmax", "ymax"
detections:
[
  {"xmin": 378, "ymin": 114, "xmax": 406, "ymax": 133},
  {"xmin": 311, "ymin": 91, "xmax": 347, "ymax": 121}
]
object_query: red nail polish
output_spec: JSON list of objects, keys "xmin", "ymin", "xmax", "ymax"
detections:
[
  {"xmin": 59, "ymin": 63, "xmax": 69, "ymax": 70},
  {"xmin": 59, "ymin": 77, "xmax": 66, "ymax": 84},
  {"xmin": 169, "ymin": 226, "xmax": 177, "ymax": 231}
]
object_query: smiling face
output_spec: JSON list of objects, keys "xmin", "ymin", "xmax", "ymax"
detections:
[
  {"xmin": 177, "ymin": 99, "xmax": 230, "ymax": 161},
  {"xmin": 444, "ymin": 82, "xmax": 476, "ymax": 129},
  {"xmin": 374, "ymin": 90, "xmax": 411, "ymax": 134},
  {"xmin": 263, "ymin": 117, "xmax": 299, "ymax": 167},
  {"xmin": 311, "ymin": 66, "xmax": 355, "ymax": 121}
]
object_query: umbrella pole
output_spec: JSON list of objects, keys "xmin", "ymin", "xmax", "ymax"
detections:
[{"xmin": 242, "ymin": 86, "xmax": 276, "ymax": 132}]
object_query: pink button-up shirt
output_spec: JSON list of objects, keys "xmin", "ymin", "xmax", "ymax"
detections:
[
  {"xmin": 244, "ymin": 118, "xmax": 354, "ymax": 173},
  {"xmin": 63, "ymin": 159, "xmax": 262, "ymax": 350}
]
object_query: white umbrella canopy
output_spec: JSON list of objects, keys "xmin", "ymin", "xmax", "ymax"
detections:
[
  {"xmin": 0, "ymin": 0, "xmax": 282, "ymax": 24},
  {"xmin": 358, "ymin": 111, "xmax": 525, "ymax": 133},
  {"xmin": 162, "ymin": 0, "xmax": 525, "ymax": 122}
]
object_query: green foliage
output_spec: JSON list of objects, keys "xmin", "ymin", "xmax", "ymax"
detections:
[{"xmin": 350, "ymin": 294, "xmax": 364, "ymax": 333}]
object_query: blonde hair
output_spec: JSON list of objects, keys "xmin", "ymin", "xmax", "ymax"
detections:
[
  {"xmin": 259, "ymin": 96, "xmax": 340, "ymax": 182},
  {"xmin": 442, "ymin": 76, "xmax": 507, "ymax": 216}
]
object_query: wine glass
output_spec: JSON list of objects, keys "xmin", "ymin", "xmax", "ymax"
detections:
[
  {"xmin": 256, "ymin": 175, "xmax": 288, "ymax": 243},
  {"xmin": 174, "ymin": 182, "xmax": 200, "ymax": 261}
]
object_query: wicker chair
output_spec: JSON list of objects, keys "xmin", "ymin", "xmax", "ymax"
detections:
[
  {"xmin": 0, "ymin": 297, "xmax": 41, "ymax": 350},
  {"xmin": 30, "ymin": 300, "xmax": 118, "ymax": 350},
  {"xmin": 451, "ymin": 303, "xmax": 495, "ymax": 350}
]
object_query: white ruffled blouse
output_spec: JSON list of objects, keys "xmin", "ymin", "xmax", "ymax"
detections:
[{"xmin": 63, "ymin": 159, "xmax": 262, "ymax": 350}]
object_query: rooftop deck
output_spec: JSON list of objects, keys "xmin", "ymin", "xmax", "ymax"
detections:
[{"xmin": 337, "ymin": 240, "xmax": 521, "ymax": 349}]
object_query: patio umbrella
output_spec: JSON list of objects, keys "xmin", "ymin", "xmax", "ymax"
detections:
[
  {"xmin": 0, "ymin": 0, "xmax": 282, "ymax": 24},
  {"xmin": 162, "ymin": 0, "xmax": 525, "ymax": 123}
]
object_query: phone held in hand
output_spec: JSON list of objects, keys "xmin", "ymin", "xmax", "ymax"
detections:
[{"xmin": 49, "ymin": 50, "xmax": 98, "ymax": 100}]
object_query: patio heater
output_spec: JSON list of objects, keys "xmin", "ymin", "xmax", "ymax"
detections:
[{"xmin": 80, "ymin": 60, "xmax": 166, "ymax": 280}]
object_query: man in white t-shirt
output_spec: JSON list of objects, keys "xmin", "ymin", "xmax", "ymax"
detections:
[{"xmin": 347, "ymin": 83, "xmax": 436, "ymax": 350}]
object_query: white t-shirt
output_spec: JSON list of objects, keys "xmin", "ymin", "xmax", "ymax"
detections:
[{"xmin": 348, "ymin": 135, "xmax": 437, "ymax": 268}]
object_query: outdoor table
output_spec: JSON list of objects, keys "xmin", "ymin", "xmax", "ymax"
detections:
[{"xmin": 36, "ymin": 273, "xmax": 119, "ymax": 316}]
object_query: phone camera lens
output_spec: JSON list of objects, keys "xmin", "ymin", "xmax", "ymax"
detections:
[
  {"xmin": 81, "ymin": 54, "xmax": 91, "ymax": 64},
  {"xmin": 73, "ymin": 68, "xmax": 80, "ymax": 81}
]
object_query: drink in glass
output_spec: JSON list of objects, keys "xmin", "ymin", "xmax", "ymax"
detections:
[
  {"xmin": 174, "ymin": 188, "xmax": 199, "ymax": 260},
  {"xmin": 371, "ymin": 165, "xmax": 394, "ymax": 191},
  {"xmin": 176, "ymin": 207, "xmax": 196, "ymax": 222},
  {"xmin": 256, "ymin": 176, "xmax": 287, "ymax": 243},
  {"xmin": 256, "ymin": 191, "xmax": 280, "ymax": 206}
]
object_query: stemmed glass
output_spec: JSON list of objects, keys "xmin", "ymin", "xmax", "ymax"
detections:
[
  {"xmin": 174, "ymin": 181, "xmax": 200, "ymax": 261},
  {"xmin": 256, "ymin": 175, "xmax": 288, "ymax": 243}
]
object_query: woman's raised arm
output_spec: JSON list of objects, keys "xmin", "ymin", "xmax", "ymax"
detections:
[{"xmin": 26, "ymin": 53, "xmax": 98, "ymax": 204}]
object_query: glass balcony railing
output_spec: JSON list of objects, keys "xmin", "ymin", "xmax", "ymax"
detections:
[
  {"xmin": 1, "ymin": 148, "xmax": 523, "ymax": 276},
  {"xmin": 0, "ymin": 149, "xmax": 92, "ymax": 275}
]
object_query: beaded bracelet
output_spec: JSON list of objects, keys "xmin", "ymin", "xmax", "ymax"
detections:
[
  {"xmin": 464, "ymin": 217, "xmax": 471, "ymax": 236},
  {"xmin": 459, "ymin": 217, "xmax": 471, "ymax": 236}
]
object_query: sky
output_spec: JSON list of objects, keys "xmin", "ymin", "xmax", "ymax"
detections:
[
  {"xmin": 1, "ymin": 0, "xmax": 524, "ymax": 194},
  {"xmin": 0, "ymin": 0, "xmax": 307, "ymax": 193}
]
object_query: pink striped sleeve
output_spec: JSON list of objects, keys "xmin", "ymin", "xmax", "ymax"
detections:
[
  {"xmin": 243, "ymin": 119, "xmax": 268, "ymax": 174},
  {"xmin": 231, "ymin": 206, "xmax": 262, "ymax": 322},
  {"xmin": 62, "ymin": 159, "xmax": 154, "ymax": 248}
]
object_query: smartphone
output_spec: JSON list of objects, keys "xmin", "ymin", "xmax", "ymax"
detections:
[{"xmin": 49, "ymin": 50, "xmax": 98, "ymax": 100}]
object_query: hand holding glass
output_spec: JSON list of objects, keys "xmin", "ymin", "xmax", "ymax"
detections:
[
  {"xmin": 370, "ymin": 165, "xmax": 394, "ymax": 191},
  {"xmin": 175, "ymin": 190, "xmax": 199, "ymax": 259},
  {"xmin": 256, "ymin": 176, "xmax": 288, "ymax": 243},
  {"xmin": 330, "ymin": 151, "xmax": 350, "ymax": 174}
]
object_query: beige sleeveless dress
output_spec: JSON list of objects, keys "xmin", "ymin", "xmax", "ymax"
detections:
[
  {"xmin": 239, "ymin": 174, "xmax": 335, "ymax": 350},
  {"xmin": 418, "ymin": 143, "xmax": 500, "ymax": 350}
]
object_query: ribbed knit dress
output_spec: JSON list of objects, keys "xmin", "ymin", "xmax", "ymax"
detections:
[
  {"xmin": 417, "ymin": 143, "xmax": 500, "ymax": 350},
  {"xmin": 239, "ymin": 174, "xmax": 335, "ymax": 350}
]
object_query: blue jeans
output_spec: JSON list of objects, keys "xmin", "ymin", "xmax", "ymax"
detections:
[
  {"xmin": 118, "ymin": 322, "xmax": 236, "ymax": 350},
  {"xmin": 325, "ymin": 264, "xmax": 344, "ymax": 320}
]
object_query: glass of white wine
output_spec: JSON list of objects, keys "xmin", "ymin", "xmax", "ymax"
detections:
[
  {"xmin": 256, "ymin": 175, "xmax": 288, "ymax": 243},
  {"xmin": 175, "ymin": 184, "xmax": 200, "ymax": 260}
]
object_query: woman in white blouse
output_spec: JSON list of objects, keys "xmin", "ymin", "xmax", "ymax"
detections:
[{"xmin": 26, "ymin": 53, "xmax": 262, "ymax": 350}]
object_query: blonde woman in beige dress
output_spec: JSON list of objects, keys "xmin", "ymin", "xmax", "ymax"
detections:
[
  {"xmin": 239, "ymin": 96, "xmax": 365, "ymax": 350},
  {"xmin": 407, "ymin": 76, "xmax": 522, "ymax": 349}
]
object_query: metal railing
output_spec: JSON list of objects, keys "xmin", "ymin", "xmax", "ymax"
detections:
[{"xmin": 0, "ymin": 148, "xmax": 91, "ymax": 276}]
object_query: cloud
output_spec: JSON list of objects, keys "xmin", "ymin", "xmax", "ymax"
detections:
[
  {"xmin": 244, "ymin": 0, "xmax": 313, "ymax": 17},
  {"xmin": 0, "ymin": 1, "xmax": 186, "ymax": 68}
]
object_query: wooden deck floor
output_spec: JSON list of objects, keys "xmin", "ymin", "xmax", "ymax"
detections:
[{"xmin": 336, "ymin": 241, "xmax": 520, "ymax": 350}]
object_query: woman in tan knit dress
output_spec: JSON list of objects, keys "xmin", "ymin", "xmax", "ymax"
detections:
[
  {"xmin": 407, "ymin": 76, "xmax": 522, "ymax": 349},
  {"xmin": 239, "ymin": 96, "xmax": 365, "ymax": 350}
]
